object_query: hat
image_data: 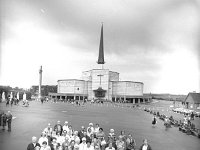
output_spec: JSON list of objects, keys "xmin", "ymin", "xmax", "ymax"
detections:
[
  {"xmin": 82, "ymin": 137, "xmax": 86, "ymax": 141},
  {"xmin": 57, "ymin": 120, "xmax": 60, "ymax": 123},
  {"xmin": 110, "ymin": 129, "xmax": 114, "ymax": 133},
  {"xmin": 48, "ymin": 123, "xmax": 51, "ymax": 126},
  {"xmin": 89, "ymin": 123, "xmax": 93, "ymax": 126},
  {"xmin": 65, "ymin": 121, "xmax": 68, "ymax": 124}
]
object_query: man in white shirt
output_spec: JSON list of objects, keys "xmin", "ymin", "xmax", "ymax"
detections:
[
  {"xmin": 79, "ymin": 137, "xmax": 87, "ymax": 150},
  {"xmin": 63, "ymin": 121, "xmax": 69, "ymax": 133}
]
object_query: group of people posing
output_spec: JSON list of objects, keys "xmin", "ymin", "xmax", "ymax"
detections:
[{"xmin": 27, "ymin": 121, "xmax": 152, "ymax": 150}]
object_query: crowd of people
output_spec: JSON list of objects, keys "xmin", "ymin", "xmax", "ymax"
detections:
[
  {"xmin": 144, "ymin": 107, "xmax": 200, "ymax": 138},
  {"xmin": 0, "ymin": 110, "xmax": 13, "ymax": 131},
  {"xmin": 27, "ymin": 121, "xmax": 152, "ymax": 150},
  {"xmin": 5, "ymin": 97, "xmax": 20, "ymax": 106}
]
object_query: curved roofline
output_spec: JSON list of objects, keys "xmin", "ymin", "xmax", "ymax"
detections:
[
  {"xmin": 57, "ymin": 79, "xmax": 86, "ymax": 82},
  {"xmin": 111, "ymin": 81, "xmax": 144, "ymax": 84}
]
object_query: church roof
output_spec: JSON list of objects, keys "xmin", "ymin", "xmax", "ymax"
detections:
[{"xmin": 185, "ymin": 92, "xmax": 200, "ymax": 103}]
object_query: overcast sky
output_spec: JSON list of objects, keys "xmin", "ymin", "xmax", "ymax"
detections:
[{"xmin": 0, "ymin": 0, "xmax": 200, "ymax": 94}]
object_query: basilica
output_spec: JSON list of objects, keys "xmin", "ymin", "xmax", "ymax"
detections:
[{"xmin": 49, "ymin": 25, "xmax": 150, "ymax": 103}]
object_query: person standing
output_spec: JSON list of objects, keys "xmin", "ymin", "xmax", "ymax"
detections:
[
  {"xmin": 105, "ymin": 142, "xmax": 115, "ymax": 150},
  {"xmin": 7, "ymin": 111, "xmax": 12, "ymax": 131},
  {"xmin": 79, "ymin": 137, "xmax": 87, "ymax": 150},
  {"xmin": 27, "ymin": 136, "xmax": 41, "ymax": 150},
  {"xmin": 152, "ymin": 115, "xmax": 157, "ymax": 127},
  {"xmin": 126, "ymin": 134, "xmax": 136, "ymax": 150},
  {"xmin": 191, "ymin": 112, "xmax": 194, "ymax": 120},
  {"xmin": 6, "ymin": 98, "xmax": 9, "ymax": 106},
  {"xmin": 139, "ymin": 139, "xmax": 152, "ymax": 150},
  {"xmin": 54, "ymin": 121, "xmax": 63, "ymax": 135},
  {"xmin": 2, "ymin": 111, "xmax": 7, "ymax": 130}
]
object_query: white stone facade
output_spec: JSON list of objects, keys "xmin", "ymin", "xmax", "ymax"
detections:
[{"xmin": 56, "ymin": 69, "xmax": 143, "ymax": 101}]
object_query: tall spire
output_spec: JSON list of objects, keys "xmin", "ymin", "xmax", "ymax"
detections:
[{"xmin": 97, "ymin": 23, "xmax": 105, "ymax": 64}]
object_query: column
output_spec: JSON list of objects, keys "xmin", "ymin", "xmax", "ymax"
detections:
[{"xmin": 133, "ymin": 98, "xmax": 135, "ymax": 104}]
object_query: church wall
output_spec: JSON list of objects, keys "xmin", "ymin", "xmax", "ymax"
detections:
[
  {"xmin": 57, "ymin": 80, "xmax": 87, "ymax": 94},
  {"xmin": 109, "ymin": 71, "xmax": 119, "ymax": 81},
  {"xmin": 58, "ymin": 80, "xmax": 75, "ymax": 93},
  {"xmin": 112, "ymin": 81, "xmax": 143, "ymax": 96},
  {"xmin": 82, "ymin": 70, "xmax": 92, "ymax": 81}
]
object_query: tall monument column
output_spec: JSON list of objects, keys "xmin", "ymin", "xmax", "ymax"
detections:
[{"xmin": 39, "ymin": 66, "xmax": 42, "ymax": 100}]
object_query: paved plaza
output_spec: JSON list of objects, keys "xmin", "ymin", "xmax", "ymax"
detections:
[{"xmin": 0, "ymin": 100, "xmax": 200, "ymax": 150}]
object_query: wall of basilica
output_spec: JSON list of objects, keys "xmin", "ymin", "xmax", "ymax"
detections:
[{"xmin": 112, "ymin": 81, "xmax": 143, "ymax": 96}]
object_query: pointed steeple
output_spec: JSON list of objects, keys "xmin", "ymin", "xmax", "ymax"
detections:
[{"xmin": 97, "ymin": 24, "xmax": 105, "ymax": 64}]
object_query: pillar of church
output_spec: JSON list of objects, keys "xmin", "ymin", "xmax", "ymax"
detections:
[{"xmin": 133, "ymin": 98, "xmax": 135, "ymax": 104}]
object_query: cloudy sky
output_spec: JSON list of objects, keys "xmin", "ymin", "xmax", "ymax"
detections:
[{"xmin": 0, "ymin": 0, "xmax": 199, "ymax": 94}]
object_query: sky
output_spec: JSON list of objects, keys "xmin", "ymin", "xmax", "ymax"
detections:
[{"xmin": 0, "ymin": 0, "xmax": 200, "ymax": 94}]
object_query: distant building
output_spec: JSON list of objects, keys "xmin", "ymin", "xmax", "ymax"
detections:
[
  {"xmin": 49, "ymin": 25, "xmax": 151, "ymax": 104},
  {"xmin": 184, "ymin": 92, "xmax": 200, "ymax": 109},
  {"xmin": 31, "ymin": 85, "xmax": 57, "ymax": 97}
]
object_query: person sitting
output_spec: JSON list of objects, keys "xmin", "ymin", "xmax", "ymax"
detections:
[{"xmin": 139, "ymin": 139, "xmax": 152, "ymax": 150}]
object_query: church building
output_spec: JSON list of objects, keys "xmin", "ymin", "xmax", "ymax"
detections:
[{"xmin": 49, "ymin": 25, "xmax": 150, "ymax": 104}]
